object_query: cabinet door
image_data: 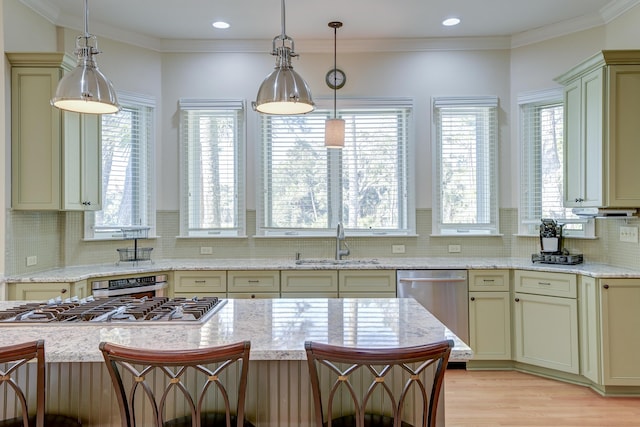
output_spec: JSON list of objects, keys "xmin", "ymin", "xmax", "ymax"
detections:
[
  {"xmin": 338, "ymin": 270, "xmax": 396, "ymax": 295},
  {"xmin": 578, "ymin": 276, "xmax": 601, "ymax": 383},
  {"xmin": 513, "ymin": 292, "xmax": 579, "ymax": 374},
  {"xmin": 62, "ymin": 113, "xmax": 101, "ymax": 210},
  {"xmin": 469, "ymin": 291, "xmax": 511, "ymax": 360},
  {"xmin": 173, "ymin": 271, "xmax": 226, "ymax": 296},
  {"xmin": 563, "ymin": 77, "xmax": 584, "ymax": 207},
  {"xmin": 600, "ymin": 278, "xmax": 640, "ymax": 385},
  {"xmin": 8, "ymin": 283, "xmax": 72, "ymax": 301},
  {"xmin": 606, "ymin": 65, "xmax": 640, "ymax": 206},
  {"xmin": 581, "ymin": 68, "xmax": 604, "ymax": 207},
  {"xmin": 11, "ymin": 66, "xmax": 62, "ymax": 210}
]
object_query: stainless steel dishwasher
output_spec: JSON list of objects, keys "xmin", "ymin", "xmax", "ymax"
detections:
[{"xmin": 397, "ymin": 270, "xmax": 469, "ymax": 343}]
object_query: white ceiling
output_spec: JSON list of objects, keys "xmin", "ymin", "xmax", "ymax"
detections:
[{"xmin": 18, "ymin": 0, "xmax": 640, "ymax": 51}]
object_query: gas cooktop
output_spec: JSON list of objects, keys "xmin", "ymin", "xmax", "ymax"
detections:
[{"xmin": 0, "ymin": 296, "xmax": 226, "ymax": 324}]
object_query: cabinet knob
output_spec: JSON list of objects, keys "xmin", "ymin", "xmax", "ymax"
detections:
[
  {"xmin": 250, "ymin": 294, "xmax": 256, "ymax": 299},
  {"xmin": 61, "ymin": 288, "xmax": 67, "ymax": 294},
  {"xmin": 514, "ymin": 297, "xmax": 520, "ymax": 302},
  {"xmin": 470, "ymin": 297, "xmax": 475, "ymax": 301},
  {"xmin": 603, "ymin": 284, "xmax": 609, "ymax": 289}
]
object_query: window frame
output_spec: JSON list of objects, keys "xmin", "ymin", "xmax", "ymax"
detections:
[
  {"xmin": 84, "ymin": 91, "xmax": 156, "ymax": 240},
  {"xmin": 432, "ymin": 96, "xmax": 500, "ymax": 236},
  {"xmin": 257, "ymin": 97, "xmax": 415, "ymax": 237},
  {"xmin": 178, "ymin": 99, "xmax": 246, "ymax": 238}
]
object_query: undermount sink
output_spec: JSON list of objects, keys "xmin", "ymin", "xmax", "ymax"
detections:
[{"xmin": 295, "ymin": 259, "xmax": 380, "ymax": 266}]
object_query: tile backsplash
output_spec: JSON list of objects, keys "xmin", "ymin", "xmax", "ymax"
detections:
[{"xmin": 5, "ymin": 208, "xmax": 640, "ymax": 275}]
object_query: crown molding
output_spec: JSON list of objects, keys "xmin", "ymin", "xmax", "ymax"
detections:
[{"xmin": 19, "ymin": 0, "xmax": 640, "ymax": 54}]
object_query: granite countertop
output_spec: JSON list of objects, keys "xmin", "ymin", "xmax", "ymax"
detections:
[
  {"xmin": 5, "ymin": 257, "xmax": 640, "ymax": 283},
  {"xmin": 0, "ymin": 298, "xmax": 472, "ymax": 363}
]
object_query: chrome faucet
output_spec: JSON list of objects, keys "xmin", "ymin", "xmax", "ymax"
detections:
[{"xmin": 336, "ymin": 223, "xmax": 350, "ymax": 260}]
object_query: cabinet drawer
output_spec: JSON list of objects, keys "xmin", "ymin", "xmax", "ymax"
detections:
[
  {"xmin": 514, "ymin": 270, "xmax": 576, "ymax": 298},
  {"xmin": 281, "ymin": 271, "xmax": 338, "ymax": 292},
  {"xmin": 469, "ymin": 270, "xmax": 510, "ymax": 291},
  {"xmin": 173, "ymin": 271, "xmax": 226, "ymax": 294},
  {"xmin": 338, "ymin": 270, "xmax": 396, "ymax": 293},
  {"xmin": 228, "ymin": 271, "xmax": 280, "ymax": 292}
]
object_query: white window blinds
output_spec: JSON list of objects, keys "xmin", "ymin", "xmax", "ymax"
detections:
[
  {"xmin": 258, "ymin": 99, "xmax": 412, "ymax": 235},
  {"xmin": 87, "ymin": 92, "xmax": 155, "ymax": 239},
  {"xmin": 433, "ymin": 96, "xmax": 499, "ymax": 235},
  {"xmin": 179, "ymin": 99, "xmax": 245, "ymax": 237}
]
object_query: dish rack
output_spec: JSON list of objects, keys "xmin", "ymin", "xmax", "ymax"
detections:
[{"xmin": 116, "ymin": 227, "xmax": 153, "ymax": 265}]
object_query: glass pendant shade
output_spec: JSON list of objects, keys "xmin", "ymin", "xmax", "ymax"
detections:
[
  {"xmin": 51, "ymin": 0, "xmax": 119, "ymax": 115},
  {"xmin": 325, "ymin": 118, "xmax": 345, "ymax": 148}
]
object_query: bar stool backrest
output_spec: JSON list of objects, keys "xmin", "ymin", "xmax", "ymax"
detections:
[
  {"xmin": 99, "ymin": 340, "xmax": 253, "ymax": 427},
  {"xmin": 305, "ymin": 339, "xmax": 454, "ymax": 427}
]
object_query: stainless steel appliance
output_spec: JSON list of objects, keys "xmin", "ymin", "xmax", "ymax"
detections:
[
  {"xmin": 531, "ymin": 218, "xmax": 583, "ymax": 265},
  {"xmin": 396, "ymin": 270, "xmax": 469, "ymax": 344},
  {"xmin": 0, "ymin": 296, "xmax": 226, "ymax": 324},
  {"xmin": 91, "ymin": 274, "xmax": 168, "ymax": 298}
]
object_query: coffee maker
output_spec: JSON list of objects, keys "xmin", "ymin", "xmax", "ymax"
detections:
[{"xmin": 531, "ymin": 218, "xmax": 583, "ymax": 264}]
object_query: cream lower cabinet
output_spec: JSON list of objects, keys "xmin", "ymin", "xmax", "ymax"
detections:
[
  {"xmin": 338, "ymin": 270, "xmax": 396, "ymax": 298},
  {"xmin": 599, "ymin": 278, "xmax": 640, "ymax": 386},
  {"xmin": 172, "ymin": 271, "xmax": 226, "ymax": 298},
  {"xmin": 513, "ymin": 271, "xmax": 579, "ymax": 374},
  {"xmin": 227, "ymin": 271, "xmax": 280, "ymax": 299},
  {"xmin": 280, "ymin": 270, "xmax": 338, "ymax": 297},
  {"xmin": 578, "ymin": 276, "xmax": 601, "ymax": 384},
  {"xmin": 8, "ymin": 282, "xmax": 73, "ymax": 301},
  {"xmin": 468, "ymin": 270, "xmax": 511, "ymax": 360}
]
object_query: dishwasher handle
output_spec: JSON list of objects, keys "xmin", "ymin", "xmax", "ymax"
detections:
[{"xmin": 398, "ymin": 277, "xmax": 467, "ymax": 283}]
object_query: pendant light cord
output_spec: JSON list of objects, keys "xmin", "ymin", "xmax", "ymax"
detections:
[
  {"xmin": 333, "ymin": 24, "xmax": 337, "ymax": 118},
  {"xmin": 83, "ymin": 0, "xmax": 89, "ymax": 37}
]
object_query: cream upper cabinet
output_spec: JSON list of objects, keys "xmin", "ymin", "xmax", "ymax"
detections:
[
  {"xmin": 8, "ymin": 52, "xmax": 101, "ymax": 211},
  {"xmin": 555, "ymin": 50, "xmax": 640, "ymax": 208},
  {"xmin": 468, "ymin": 270, "xmax": 511, "ymax": 360}
]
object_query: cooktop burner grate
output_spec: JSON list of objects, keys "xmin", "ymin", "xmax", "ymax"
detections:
[{"xmin": 0, "ymin": 296, "xmax": 226, "ymax": 324}]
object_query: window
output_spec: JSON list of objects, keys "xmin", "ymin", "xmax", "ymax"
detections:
[
  {"xmin": 85, "ymin": 92, "xmax": 155, "ymax": 239},
  {"xmin": 179, "ymin": 99, "xmax": 245, "ymax": 237},
  {"xmin": 433, "ymin": 96, "xmax": 499, "ymax": 235},
  {"xmin": 258, "ymin": 98, "xmax": 413, "ymax": 235},
  {"xmin": 518, "ymin": 89, "xmax": 592, "ymax": 237}
]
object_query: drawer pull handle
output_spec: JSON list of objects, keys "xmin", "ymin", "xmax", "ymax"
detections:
[
  {"xmin": 538, "ymin": 282, "xmax": 551, "ymax": 286},
  {"xmin": 603, "ymin": 284, "xmax": 609, "ymax": 289},
  {"xmin": 195, "ymin": 280, "xmax": 206, "ymax": 283},
  {"xmin": 483, "ymin": 279, "xmax": 495, "ymax": 283},
  {"xmin": 248, "ymin": 280, "xmax": 260, "ymax": 283}
]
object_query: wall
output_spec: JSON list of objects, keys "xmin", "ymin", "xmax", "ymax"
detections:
[{"xmin": 3, "ymin": 0, "xmax": 640, "ymax": 276}]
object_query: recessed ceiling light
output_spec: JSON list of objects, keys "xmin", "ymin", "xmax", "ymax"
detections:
[
  {"xmin": 212, "ymin": 21, "xmax": 230, "ymax": 29},
  {"xmin": 442, "ymin": 17, "xmax": 461, "ymax": 27}
]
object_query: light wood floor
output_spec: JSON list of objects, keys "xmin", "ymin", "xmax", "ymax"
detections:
[{"xmin": 444, "ymin": 369, "xmax": 640, "ymax": 426}]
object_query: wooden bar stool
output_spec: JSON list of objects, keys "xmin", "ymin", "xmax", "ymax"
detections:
[
  {"xmin": 305, "ymin": 339, "xmax": 454, "ymax": 427},
  {"xmin": 0, "ymin": 339, "xmax": 82, "ymax": 427},
  {"xmin": 100, "ymin": 340, "xmax": 254, "ymax": 427}
]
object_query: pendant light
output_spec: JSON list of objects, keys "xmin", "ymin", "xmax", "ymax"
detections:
[
  {"xmin": 252, "ymin": 0, "xmax": 315, "ymax": 115},
  {"xmin": 325, "ymin": 21, "xmax": 345, "ymax": 148},
  {"xmin": 51, "ymin": 0, "xmax": 120, "ymax": 114}
]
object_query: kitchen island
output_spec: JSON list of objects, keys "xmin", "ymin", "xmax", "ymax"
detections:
[{"xmin": 0, "ymin": 297, "xmax": 471, "ymax": 427}]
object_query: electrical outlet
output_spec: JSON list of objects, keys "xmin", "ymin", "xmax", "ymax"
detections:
[
  {"xmin": 448, "ymin": 244, "xmax": 461, "ymax": 253},
  {"xmin": 200, "ymin": 246, "xmax": 213, "ymax": 255},
  {"xmin": 620, "ymin": 226, "xmax": 638, "ymax": 243},
  {"xmin": 391, "ymin": 244, "xmax": 405, "ymax": 254},
  {"xmin": 26, "ymin": 256, "xmax": 37, "ymax": 266}
]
